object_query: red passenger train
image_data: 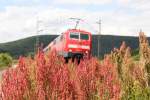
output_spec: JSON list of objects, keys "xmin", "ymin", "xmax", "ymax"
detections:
[{"xmin": 44, "ymin": 29, "xmax": 92, "ymax": 62}]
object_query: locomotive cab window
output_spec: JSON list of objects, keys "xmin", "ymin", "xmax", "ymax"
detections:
[
  {"xmin": 80, "ymin": 34, "xmax": 89, "ymax": 40},
  {"xmin": 70, "ymin": 32, "xmax": 79, "ymax": 39}
]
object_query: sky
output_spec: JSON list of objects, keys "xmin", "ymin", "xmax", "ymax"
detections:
[{"xmin": 0, "ymin": 0, "xmax": 150, "ymax": 43}]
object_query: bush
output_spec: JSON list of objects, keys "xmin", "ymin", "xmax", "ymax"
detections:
[
  {"xmin": 0, "ymin": 53, "xmax": 12, "ymax": 68},
  {"xmin": 0, "ymin": 51, "xmax": 121, "ymax": 100}
]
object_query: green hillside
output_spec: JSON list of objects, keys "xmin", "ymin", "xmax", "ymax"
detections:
[
  {"xmin": 0, "ymin": 35, "xmax": 148, "ymax": 59},
  {"xmin": 0, "ymin": 35, "xmax": 57, "ymax": 58}
]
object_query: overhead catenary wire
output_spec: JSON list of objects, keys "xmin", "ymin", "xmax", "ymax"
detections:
[{"xmin": 69, "ymin": 18, "xmax": 84, "ymax": 29}]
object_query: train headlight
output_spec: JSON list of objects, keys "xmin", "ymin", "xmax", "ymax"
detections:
[
  {"xmin": 69, "ymin": 49, "xmax": 72, "ymax": 52},
  {"xmin": 86, "ymin": 51, "xmax": 88, "ymax": 54}
]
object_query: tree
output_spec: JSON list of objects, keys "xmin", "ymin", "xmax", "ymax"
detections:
[{"xmin": 0, "ymin": 53, "xmax": 13, "ymax": 67}]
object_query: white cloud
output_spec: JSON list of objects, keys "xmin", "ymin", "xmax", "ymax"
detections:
[
  {"xmin": 54, "ymin": 0, "xmax": 112, "ymax": 5},
  {"xmin": 0, "ymin": 0, "xmax": 150, "ymax": 43},
  {"xmin": 0, "ymin": 6, "xmax": 38, "ymax": 43},
  {"xmin": 118, "ymin": 0, "xmax": 150, "ymax": 11},
  {"xmin": 119, "ymin": 0, "xmax": 131, "ymax": 3}
]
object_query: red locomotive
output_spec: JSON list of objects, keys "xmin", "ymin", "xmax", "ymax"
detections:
[{"xmin": 44, "ymin": 29, "xmax": 92, "ymax": 63}]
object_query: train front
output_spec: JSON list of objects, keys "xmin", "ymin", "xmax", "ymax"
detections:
[{"xmin": 65, "ymin": 29, "xmax": 92, "ymax": 62}]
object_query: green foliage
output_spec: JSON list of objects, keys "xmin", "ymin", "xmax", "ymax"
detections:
[
  {"xmin": 122, "ymin": 82, "xmax": 150, "ymax": 100},
  {"xmin": 0, "ymin": 53, "xmax": 13, "ymax": 67},
  {"xmin": 132, "ymin": 49, "xmax": 140, "ymax": 61},
  {"xmin": 132, "ymin": 54, "xmax": 140, "ymax": 61},
  {"xmin": 26, "ymin": 52, "xmax": 35, "ymax": 58}
]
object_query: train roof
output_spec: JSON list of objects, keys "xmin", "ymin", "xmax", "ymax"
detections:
[{"xmin": 66, "ymin": 29, "xmax": 92, "ymax": 34}]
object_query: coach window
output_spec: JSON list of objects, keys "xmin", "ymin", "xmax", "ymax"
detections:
[
  {"xmin": 70, "ymin": 32, "xmax": 79, "ymax": 39},
  {"xmin": 80, "ymin": 33, "xmax": 89, "ymax": 40}
]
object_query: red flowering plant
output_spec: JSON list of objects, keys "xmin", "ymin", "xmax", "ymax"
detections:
[
  {"xmin": 1, "ymin": 57, "xmax": 30, "ymax": 100},
  {"xmin": 0, "ymin": 50, "xmax": 121, "ymax": 100}
]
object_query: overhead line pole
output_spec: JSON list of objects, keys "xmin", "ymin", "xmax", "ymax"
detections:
[
  {"xmin": 36, "ymin": 17, "xmax": 39, "ymax": 53},
  {"xmin": 35, "ymin": 17, "xmax": 43, "ymax": 53},
  {"xmin": 96, "ymin": 19, "xmax": 101, "ymax": 58}
]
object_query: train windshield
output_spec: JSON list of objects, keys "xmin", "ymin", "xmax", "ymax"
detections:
[
  {"xmin": 70, "ymin": 32, "xmax": 89, "ymax": 40},
  {"xmin": 80, "ymin": 34, "xmax": 89, "ymax": 40},
  {"xmin": 70, "ymin": 32, "xmax": 79, "ymax": 39}
]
